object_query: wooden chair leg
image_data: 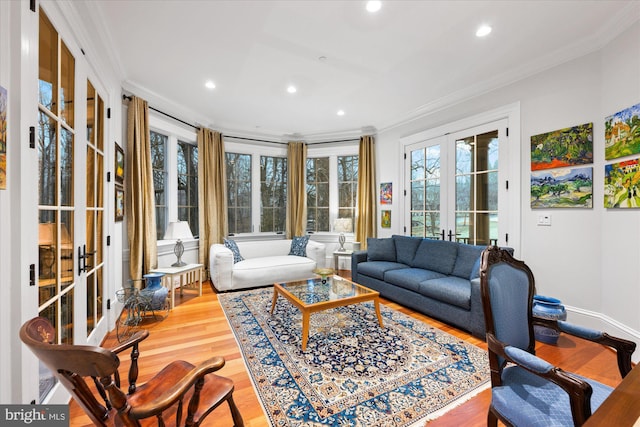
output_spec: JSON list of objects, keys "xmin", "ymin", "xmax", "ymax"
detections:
[
  {"xmin": 227, "ymin": 394, "xmax": 244, "ymax": 427},
  {"xmin": 488, "ymin": 406, "xmax": 499, "ymax": 427}
]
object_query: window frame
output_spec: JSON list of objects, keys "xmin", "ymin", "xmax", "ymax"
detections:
[{"xmin": 149, "ymin": 113, "xmax": 198, "ymax": 242}]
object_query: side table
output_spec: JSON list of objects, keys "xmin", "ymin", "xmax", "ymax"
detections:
[
  {"xmin": 333, "ymin": 250, "xmax": 353, "ymax": 271},
  {"xmin": 149, "ymin": 263, "xmax": 203, "ymax": 309}
]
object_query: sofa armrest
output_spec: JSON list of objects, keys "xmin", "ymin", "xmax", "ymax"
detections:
[
  {"xmin": 306, "ymin": 240, "xmax": 326, "ymax": 268},
  {"xmin": 351, "ymin": 250, "xmax": 368, "ymax": 282},
  {"xmin": 469, "ymin": 277, "xmax": 486, "ymax": 339},
  {"xmin": 209, "ymin": 244, "xmax": 234, "ymax": 291}
]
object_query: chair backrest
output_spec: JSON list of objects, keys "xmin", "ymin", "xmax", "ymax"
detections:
[
  {"xmin": 20, "ymin": 317, "xmax": 123, "ymax": 427},
  {"xmin": 480, "ymin": 246, "xmax": 536, "ymax": 355}
]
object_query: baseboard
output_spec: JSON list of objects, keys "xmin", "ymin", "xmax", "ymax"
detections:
[{"xmin": 565, "ymin": 305, "xmax": 640, "ymax": 363}]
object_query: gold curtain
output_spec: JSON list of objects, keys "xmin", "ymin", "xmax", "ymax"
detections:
[
  {"xmin": 125, "ymin": 96, "xmax": 157, "ymax": 285},
  {"xmin": 356, "ymin": 135, "xmax": 377, "ymax": 250},
  {"xmin": 286, "ymin": 141, "xmax": 307, "ymax": 239},
  {"xmin": 198, "ymin": 128, "xmax": 227, "ymax": 278}
]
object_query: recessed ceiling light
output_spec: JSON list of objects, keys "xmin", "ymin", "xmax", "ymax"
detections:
[
  {"xmin": 366, "ymin": 1, "xmax": 382, "ymax": 13},
  {"xmin": 205, "ymin": 80, "xmax": 216, "ymax": 89},
  {"xmin": 337, "ymin": 110, "xmax": 345, "ymax": 116},
  {"xmin": 287, "ymin": 85, "xmax": 297, "ymax": 94},
  {"xmin": 476, "ymin": 25, "xmax": 492, "ymax": 37}
]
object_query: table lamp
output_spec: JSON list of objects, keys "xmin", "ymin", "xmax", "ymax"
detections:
[
  {"xmin": 334, "ymin": 218, "xmax": 353, "ymax": 252},
  {"xmin": 163, "ymin": 221, "xmax": 193, "ymax": 267}
]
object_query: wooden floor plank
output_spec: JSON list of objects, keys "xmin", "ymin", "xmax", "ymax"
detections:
[{"xmin": 69, "ymin": 275, "xmax": 625, "ymax": 426}]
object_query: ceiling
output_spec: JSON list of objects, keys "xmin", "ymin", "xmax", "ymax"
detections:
[{"xmin": 74, "ymin": 1, "xmax": 639, "ymax": 141}]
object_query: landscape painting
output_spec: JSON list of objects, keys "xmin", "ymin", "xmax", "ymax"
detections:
[
  {"xmin": 531, "ymin": 166, "xmax": 593, "ymax": 208},
  {"xmin": 531, "ymin": 122, "xmax": 593, "ymax": 171},
  {"xmin": 605, "ymin": 102, "xmax": 640, "ymax": 160},
  {"xmin": 604, "ymin": 157, "xmax": 640, "ymax": 208}
]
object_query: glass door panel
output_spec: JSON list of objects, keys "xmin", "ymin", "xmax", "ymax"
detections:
[{"xmin": 409, "ymin": 141, "xmax": 443, "ymax": 238}]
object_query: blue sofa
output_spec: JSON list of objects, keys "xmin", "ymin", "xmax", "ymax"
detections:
[{"xmin": 351, "ymin": 235, "xmax": 493, "ymax": 339}]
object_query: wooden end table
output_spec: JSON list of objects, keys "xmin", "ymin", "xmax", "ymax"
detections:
[
  {"xmin": 149, "ymin": 263, "xmax": 203, "ymax": 309},
  {"xmin": 270, "ymin": 275, "xmax": 384, "ymax": 351}
]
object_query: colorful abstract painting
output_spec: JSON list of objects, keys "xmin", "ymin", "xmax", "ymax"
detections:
[
  {"xmin": 380, "ymin": 182, "xmax": 392, "ymax": 204},
  {"xmin": 0, "ymin": 86, "xmax": 6, "ymax": 190},
  {"xmin": 531, "ymin": 166, "xmax": 593, "ymax": 208},
  {"xmin": 531, "ymin": 123, "xmax": 593, "ymax": 171},
  {"xmin": 604, "ymin": 157, "xmax": 640, "ymax": 208},
  {"xmin": 605, "ymin": 102, "xmax": 640, "ymax": 160}
]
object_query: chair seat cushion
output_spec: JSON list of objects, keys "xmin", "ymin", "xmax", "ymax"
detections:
[{"xmin": 492, "ymin": 366, "xmax": 613, "ymax": 427}]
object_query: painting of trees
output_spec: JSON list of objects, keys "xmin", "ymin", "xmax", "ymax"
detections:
[
  {"xmin": 531, "ymin": 123, "xmax": 593, "ymax": 170},
  {"xmin": 0, "ymin": 86, "xmax": 6, "ymax": 189}
]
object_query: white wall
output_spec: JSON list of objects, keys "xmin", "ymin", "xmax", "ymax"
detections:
[{"xmin": 376, "ymin": 21, "xmax": 640, "ymax": 346}]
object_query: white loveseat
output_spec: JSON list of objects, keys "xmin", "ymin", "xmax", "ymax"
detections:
[{"xmin": 209, "ymin": 239, "xmax": 326, "ymax": 291}]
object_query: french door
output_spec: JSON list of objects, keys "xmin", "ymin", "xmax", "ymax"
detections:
[
  {"xmin": 36, "ymin": 8, "xmax": 107, "ymax": 403},
  {"xmin": 406, "ymin": 119, "xmax": 509, "ymax": 246}
]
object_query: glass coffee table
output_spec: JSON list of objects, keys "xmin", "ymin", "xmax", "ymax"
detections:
[{"xmin": 270, "ymin": 275, "xmax": 384, "ymax": 351}]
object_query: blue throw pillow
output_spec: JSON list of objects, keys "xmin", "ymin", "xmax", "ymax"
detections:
[
  {"xmin": 289, "ymin": 236, "xmax": 309, "ymax": 257},
  {"xmin": 223, "ymin": 238, "xmax": 244, "ymax": 263},
  {"xmin": 367, "ymin": 237, "xmax": 396, "ymax": 262}
]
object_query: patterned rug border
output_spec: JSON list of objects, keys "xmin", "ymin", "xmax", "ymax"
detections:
[{"xmin": 219, "ymin": 286, "xmax": 489, "ymax": 427}]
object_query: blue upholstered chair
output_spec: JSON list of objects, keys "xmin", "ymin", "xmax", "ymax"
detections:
[{"xmin": 479, "ymin": 246, "xmax": 636, "ymax": 427}]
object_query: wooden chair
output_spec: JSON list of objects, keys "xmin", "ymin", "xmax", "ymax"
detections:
[
  {"xmin": 480, "ymin": 246, "xmax": 635, "ymax": 426},
  {"xmin": 20, "ymin": 317, "xmax": 243, "ymax": 427}
]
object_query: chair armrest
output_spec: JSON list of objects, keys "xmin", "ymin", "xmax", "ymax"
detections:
[
  {"xmin": 128, "ymin": 356, "xmax": 226, "ymax": 419},
  {"xmin": 107, "ymin": 330, "xmax": 149, "ymax": 354},
  {"xmin": 209, "ymin": 244, "xmax": 234, "ymax": 291},
  {"xmin": 534, "ymin": 318, "xmax": 636, "ymax": 377}
]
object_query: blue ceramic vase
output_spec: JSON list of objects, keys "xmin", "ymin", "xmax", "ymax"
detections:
[
  {"xmin": 143, "ymin": 273, "xmax": 168, "ymax": 310},
  {"xmin": 532, "ymin": 295, "xmax": 566, "ymax": 344}
]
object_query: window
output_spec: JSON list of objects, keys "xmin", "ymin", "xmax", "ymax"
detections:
[
  {"xmin": 260, "ymin": 155, "xmax": 287, "ymax": 233},
  {"xmin": 150, "ymin": 131, "xmax": 167, "ymax": 240},
  {"xmin": 177, "ymin": 141, "xmax": 198, "ymax": 237},
  {"xmin": 306, "ymin": 157, "xmax": 329, "ymax": 232},
  {"xmin": 226, "ymin": 153, "xmax": 251, "ymax": 234},
  {"xmin": 338, "ymin": 155, "xmax": 358, "ymax": 226}
]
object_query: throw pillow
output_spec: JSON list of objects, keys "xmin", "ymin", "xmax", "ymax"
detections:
[
  {"xmin": 367, "ymin": 237, "xmax": 396, "ymax": 262},
  {"xmin": 223, "ymin": 238, "xmax": 244, "ymax": 263},
  {"xmin": 289, "ymin": 236, "xmax": 309, "ymax": 257}
]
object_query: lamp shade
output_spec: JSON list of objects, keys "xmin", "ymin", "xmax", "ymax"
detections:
[
  {"xmin": 334, "ymin": 218, "xmax": 353, "ymax": 233},
  {"xmin": 163, "ymin": 221, "xmax": 193, "ymax": 241}
]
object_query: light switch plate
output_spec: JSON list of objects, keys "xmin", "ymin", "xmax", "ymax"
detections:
[{"xmin": 537, "ymin": 214, "xmax": 551, "ymax": 226}]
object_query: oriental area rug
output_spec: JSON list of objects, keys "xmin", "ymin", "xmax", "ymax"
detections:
[{"xmin": 218, "ymin": 287, "xmax": 489, "ymax": 427}]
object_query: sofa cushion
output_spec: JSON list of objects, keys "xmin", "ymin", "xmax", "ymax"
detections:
[
  {"xmin": 367, "ymin": 238, "xmax": 396, "ymax": 262},
  {"xmin": 224, "ymin": 238, "xmax": 244, "ymax": 263},
  {"xmin": 419, "ymin": 276, "xmax": 472, "ymax": 310},
  {"xmin": 289, "ymin": 235, "xmax": 309, "ymax": 257},
  {"xmin": 392, "ymin": 235, "xmax": 423, "ymax": 265},
  {"xmin": 384, "ymin": 268, "xmax": 446, "ymax": 293},
  {"xmin": 411, "ymin": 239, "xmax": 458, "ymax": 274},
  {"xmin": 356, "ymin": 261, "xmax": 408, "ymax": 281},
  {"xmin": 451, "ymin": 243, "xmax": 485, "ymax": 279}
]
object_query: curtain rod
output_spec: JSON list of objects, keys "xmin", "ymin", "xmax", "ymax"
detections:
[{"xmin": 122, "ymin": 94, "xmax": 362, "ymax": 145}]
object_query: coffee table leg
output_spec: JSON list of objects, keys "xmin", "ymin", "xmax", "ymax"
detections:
[
  {"xmin": 374, "ymin": 297, "xmax": 384, "ymax": 328},
  {"xmin": 270, "ymin": 288, "xmax": 279, "ymax": 314},
  {"xmin": 302, "ymin": 310, "xmax": 310, "ymax": 351}
]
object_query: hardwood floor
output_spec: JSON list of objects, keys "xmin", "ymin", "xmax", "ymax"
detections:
[{"xmin": 70, "ymin": 275, "xmax": 626, "ymax": 426}]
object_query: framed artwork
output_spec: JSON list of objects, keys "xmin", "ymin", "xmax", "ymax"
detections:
[
  {"xmin": 531, "ymin": 166, "xmax": 593, "ymax": 209},
  {"xmin": 381, "ymin": 210, "xmax": 391, "ymax": 228},
  {"xmin": 115, "ymin": 142, "xmax": 124, "ymax": 184},
  {"xmin": 115, "ymin": 185, "xmax": 125, "ymax": 221},
  {"xmin": 604, "ymin": 157, "xmax": 640, "ymax": 208},
  {"xmin": 531, "ymin": 122, "xmax": 593, "ymax": 171},
  {"xmin": 0, "ymin": 85, "xmax": 6, "ymax": 190},
  {"xmin": 380, "ymin": 182, "xmax": 392, "ymax": 204},
  {"xmin": 605, "ymin": 102, "xmax": 640, "ymax": 160}
]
